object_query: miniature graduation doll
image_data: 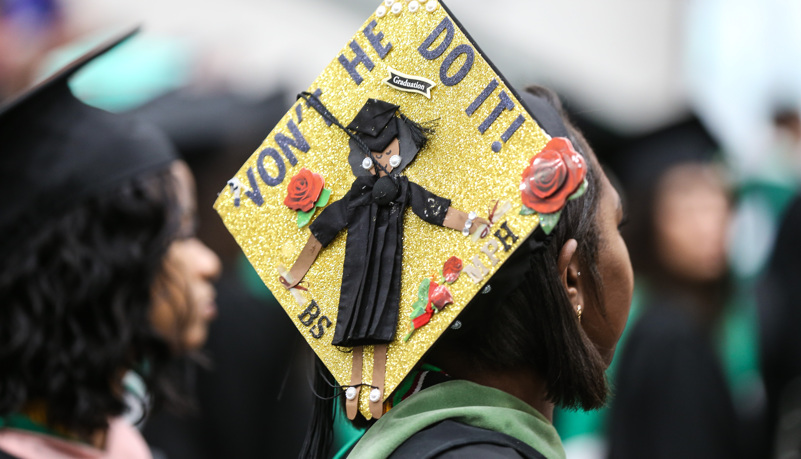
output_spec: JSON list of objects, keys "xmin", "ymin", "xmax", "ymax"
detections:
[{"xmin": 281, "ymin": 97, "xmax": 488, "ymax": 419}]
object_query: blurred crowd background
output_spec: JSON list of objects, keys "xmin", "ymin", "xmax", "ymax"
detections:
[{"xmin": 3, "ymin": 0, "xmax": 801, "ymax": 457}]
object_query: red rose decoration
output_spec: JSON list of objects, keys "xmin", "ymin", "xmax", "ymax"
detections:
[
  {"xmin": 442, "ymin": 256, "xmax": 462, "ymax": 284},
  {"xmin": 429, "ymin": 282, "xmax": 454, "ymax": 310},
  {"xmin": 520, "ymin": 137, "xmax": 586, "ymax": 214},
  {"xmin": 284, "ymin": 168, "xmax": 325, "ymax": 212}
]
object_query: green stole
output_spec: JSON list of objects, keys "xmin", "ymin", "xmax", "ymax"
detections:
[
  {"xmin": 348, "ymin": 379, "xmax": 565, "ymax": 459},
  {"xmin": 0, "ymin": 413, "xmax": 75, "ymax": 441}
]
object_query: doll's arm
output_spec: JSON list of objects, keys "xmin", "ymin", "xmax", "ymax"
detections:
[
  {"xmin": 443, "ymin": 207, "xmax": 490, "ymax": 237},
  {"xmin": 407, "ymin": 181, "xmax": 490, "ymax": 237},
  {"xmin": 280, "ymin": 234, "xmax": 323, "ymax": 288},
  {"xmin": 280, "ymin": 192, "xmax": 350, "ymax": 288}
]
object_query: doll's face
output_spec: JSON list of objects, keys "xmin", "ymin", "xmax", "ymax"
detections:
[{"xmin": 368, "ymin": 138, "xmax": 401, "ymax": 176}]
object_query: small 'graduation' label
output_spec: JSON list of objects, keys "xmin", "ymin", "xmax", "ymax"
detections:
[{"xmin": 384, "ymin": 67, "xmax": 437, "ymax": 99}]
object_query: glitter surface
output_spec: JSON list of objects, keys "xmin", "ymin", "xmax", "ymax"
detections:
[{"xmin": 214, "ymin": 0, "xmax": 550, "ymax": 419}]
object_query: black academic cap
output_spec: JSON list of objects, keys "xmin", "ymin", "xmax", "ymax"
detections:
[
  {"xmin": 618, "ymin": 115, "xmax": 718, "ymax": 190},
  {"xmin": 0, "ymin": 28, "xmax": 177, "ymax": 257},
  {"xmin": 346, "ymin": 98, "xmax": 399, "ymax": 152}
]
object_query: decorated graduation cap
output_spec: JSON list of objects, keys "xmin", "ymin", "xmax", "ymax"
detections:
[
  {"xmin": 215, "ymin": 0, "xmax": 587, "ymax": 420},
  {"xmin": 0, "ymin": 28, "xmax": 177, "ymax": 258}
]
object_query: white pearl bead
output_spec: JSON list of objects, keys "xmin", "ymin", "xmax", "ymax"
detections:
[
  {"xmin": 391, "ymin": 2, "xmax": 403, "ymax": 14},
  {"xmin": 376, "ymin": 5, "xmax": 387, "ymax": 17},
  {"xmin": 345, "ymin": 387, "xmax": 357, "ymax": 400},
  {"xmin": 389, "ymin": 155, "xmax": 401, "ymax": 167},
  {"xmin": 369, "ymin": 388, "xmax": 381, "ymax": 402},
  {"xmin": 426, "ymin": 0, "xmax": 437, "ymax": 12},
  {"xmin": 384, "ymin": 0, "xmax": 394, "ymax": 6},
  {"xmin": 408, "ymin": 0, "xmax": 419, "ymax": 12},
  {"xmin": 361, "ymin": 157, "xmax": 373, "ymax": 169}
]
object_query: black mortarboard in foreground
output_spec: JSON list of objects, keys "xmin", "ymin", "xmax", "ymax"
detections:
[
  {"xmin": 215, "ymin": 0, "xmax": 591, "ymax": 420},
  {"xmin": 0, "ymin": 29, "xmax": 177, "ymax": 257}
]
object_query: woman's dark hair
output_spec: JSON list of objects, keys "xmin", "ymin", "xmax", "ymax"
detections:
[
  {"xmin": 0, "ymin": 166, "xmax": 185, "ymax": 439},
  {"xmin": 430, "ymin": 85, "xmax": 609, "ymax": 411}
]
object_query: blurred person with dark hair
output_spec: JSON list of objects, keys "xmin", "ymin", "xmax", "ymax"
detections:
[
  {"xmin": 760, "ymin": 193, "xmax": 801, "ymax": 457},
  {"xmin": 608, "ymin": 119, "xmax": 762, "ymax": 458},
  {"xmin": 0, "ymin": 31, "xmax": 220, "ymax": 459},
  {"xmin": 759, "ymin": 108, "xmax": 801, "ymax": 457}
]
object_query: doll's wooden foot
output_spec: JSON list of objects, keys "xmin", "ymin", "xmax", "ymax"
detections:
[
  {"xmin": 346, "ymin": 346, "xmax": 363, "ymax": 420},
  {"xmin": 369, "ymin": 344, "xmax": 387, "ymax": 419}
]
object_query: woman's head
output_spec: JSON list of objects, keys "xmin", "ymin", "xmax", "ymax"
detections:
[
  {"xmin": 430, "ymin": 85, "xmax": 633, "ymax": 410},
  {"xmin": 0, "ymin": 160, "xmax": 219, "ymax": 437},
  {"xmin": 624, "ymin": 159, "xmax": 730, "ymax": 289},
  {"xmin": 651, "ymin": 163, "xmax": 730, "ymax": 283}
]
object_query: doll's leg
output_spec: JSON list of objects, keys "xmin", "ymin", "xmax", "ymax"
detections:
[
  {"xmin": 370, "ymin": 343, "xmax": 388, "ymax": 419},
  {"xmin": 346, "ymin": 346, "xmax": 363, "ymax": 420}
]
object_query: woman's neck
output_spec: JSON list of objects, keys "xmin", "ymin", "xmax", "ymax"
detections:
[
  {"xmin": 464, "ymin": 369, "xmax": 554, "ymax": 422},
  {"xmin": 431, "ymin": 356, "xmax": 555, "ymax": 422}
]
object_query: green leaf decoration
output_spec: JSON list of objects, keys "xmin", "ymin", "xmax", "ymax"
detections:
[
  {"xmin": 538, "ymin": 210, "xmax": 562, "ymax": 235},
  {"xmin": 568, "ymin": 178, "xmax": 588, "ymax": 201},
  {"xmin": 410, "ymin": 299, "xmax": 427, "ymax": 318},
  {"xmin": 296, "ymin": 209, "xmax": 315, "ymax": 228},
  {"xmin": 316, "ymin": 188, "xmax": 331, "ymax": 207},
  {"xmin": 403, "ymin": 329, "xmax": 415, "ymax": 342},
  {"xmin": 416, "ymin": 278, "xmax": 430, "ymax": 301},
  {"xmin": 520, "ymin": 205, "xmax": 536, "ymax": 216}
]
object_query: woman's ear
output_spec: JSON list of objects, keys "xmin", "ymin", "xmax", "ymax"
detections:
[{"xmin": 557, "ymin": 238, "xmax": 582, "ymax": 307}]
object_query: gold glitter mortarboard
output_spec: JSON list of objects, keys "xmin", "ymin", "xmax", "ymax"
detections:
[{"xmin": 214, "ymin": 0, "xmax": 588, "ymax": 419}]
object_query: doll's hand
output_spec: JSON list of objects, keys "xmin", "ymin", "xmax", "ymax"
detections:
[
  {"xmin": 279, "ymin": 276, "xmax": 292, "ymax": 289},
  {"xmin": 278, "ymin": 266, "xmax": 298, "ymax": 289},
  {"xmin": 471, "ymin": 217, "xmax": 491, "ymax": 237}
]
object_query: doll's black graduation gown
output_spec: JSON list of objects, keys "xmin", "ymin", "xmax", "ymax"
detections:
[{"xmin": 309, "ymin": 174, "xmax": 450, "ymax": 347}]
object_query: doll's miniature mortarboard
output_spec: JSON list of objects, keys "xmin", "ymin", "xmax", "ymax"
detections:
[
  {"xmin": 347, "ymin": 98, "xmax": 400, "ymax": 148},
  {"xmin": 0, "ymin": 28, "xmax": 177, "ymax": 258},
  {"xmin": 215, "ymin": 0, "xmax": 588, "ymax": 420}
]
